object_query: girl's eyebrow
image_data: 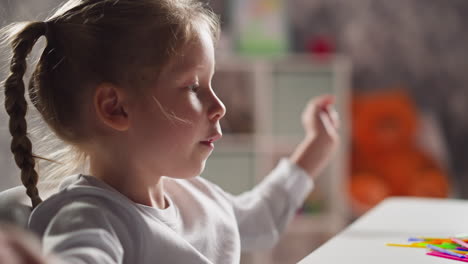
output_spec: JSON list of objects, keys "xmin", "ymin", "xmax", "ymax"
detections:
[
  {"xmin": 171, "ymin": 63, "xmax": 212, "ymax": 81},
  {"xmin": 171, "ymin": 53, "xmax": 213, "ymax": 75},
  {"xmin": 185, "ymin": 62, "xmax": 207, "ymax": 72},
  {"xmin": 166, "ymin": 53, "xmax": 214, "ymax": 77},
  {"xmin": 169, "ymin": 67, "xmax": 199, "ymax": 84},
  {"xmin": 169, "ymin": 61, "xmax": 202, "ymax": 75}
]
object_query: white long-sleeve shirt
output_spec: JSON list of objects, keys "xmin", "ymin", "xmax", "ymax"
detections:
[{"xmin": 28, "ymin": 158, "xmax": 313, "ymax": 264}]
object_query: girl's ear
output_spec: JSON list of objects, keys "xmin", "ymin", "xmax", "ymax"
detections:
[{"xmin": 94, "ymin": 83, "xmax": 130, "ymax": 132}]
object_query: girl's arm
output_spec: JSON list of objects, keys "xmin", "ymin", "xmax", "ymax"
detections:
[
  {"xmin": 290, "ymin": 95, "xmax": 340, "ymax": 179},
  {"xmin": 214, "ymin": 95, "xmax": 339, "ymax": 250},
  {"xmin": 216, "ymin": 157, "xmax": 314, "ymax": 250}
]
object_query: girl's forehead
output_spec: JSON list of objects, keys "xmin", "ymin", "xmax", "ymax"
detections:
[
  {"xmin": 169, "ymin": 52, "xmax": 202, "ymax": 75},
  {"xmin": 163, "ymin": 34, "xmax": 214, "ymax": 77}
]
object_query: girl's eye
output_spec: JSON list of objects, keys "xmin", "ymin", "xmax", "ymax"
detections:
[{"xmin": 187, "ymin": 83, "xmax": 200, "ymax": 93}]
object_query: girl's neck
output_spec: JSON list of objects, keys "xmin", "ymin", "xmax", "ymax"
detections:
[{"xmin": 88, "ymin": 151, "xmax": 167, "ymax": 209}]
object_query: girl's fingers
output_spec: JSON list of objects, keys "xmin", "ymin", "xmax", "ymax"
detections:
[
  {"xmin": 318, "ymin": 110, "xmax": 339, "ymax": 141},
  {"xmin": 318, "ymin": 95, "xmax": 335, "ymax": 109},
  {"xmin": 325, "ymin": 105, "xmax": 340, "ymax": 129},
  {"xmin": 302, "ymin": 95, "xmax": 339, "ymax": 137}
]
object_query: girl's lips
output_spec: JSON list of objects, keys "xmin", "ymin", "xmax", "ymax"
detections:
[
  {"xmin": 203, "ymin": 133, "xmax": 222, "ymax": 143},
  {"xmin": 200, "ymin": 141, "xmax": 214, "ymax": 149},
  {"xmin": 200, "ymin": 132, "xmax": 222, "ymax": 149}
]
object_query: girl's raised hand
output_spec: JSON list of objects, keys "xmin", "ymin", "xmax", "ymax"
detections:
[
  {"xmin": 301, "ymin": 94, "xmax": 339, "ymax": 143},
  {"xmin": 289, "ymin": 95, "xmax": 340, "ymax": 179}
]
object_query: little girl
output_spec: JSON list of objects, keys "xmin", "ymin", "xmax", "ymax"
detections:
[{"xmin": 2, "ymin": 0, "xmax": 339, "ymax": 263}]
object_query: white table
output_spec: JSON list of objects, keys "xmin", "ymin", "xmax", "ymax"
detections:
[{"xmin": 299, "ymin": 197, "xmax": 468, "ymax": 263}]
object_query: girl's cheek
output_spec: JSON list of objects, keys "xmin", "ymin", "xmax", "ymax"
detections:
[{"xmin": 188, "ymin": 94, "xmax": 203, "ymax": 113}]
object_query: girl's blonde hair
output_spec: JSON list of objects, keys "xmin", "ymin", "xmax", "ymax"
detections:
[{"xmin": 2, "ymin": 0, "xmax": 220, "ymax": 208}]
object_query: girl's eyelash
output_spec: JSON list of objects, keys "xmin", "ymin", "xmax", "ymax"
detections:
[{"xmin": 188, "ymin": 83, "xmax": 200, "ymax": 93}]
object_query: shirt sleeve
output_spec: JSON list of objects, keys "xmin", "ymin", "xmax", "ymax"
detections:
[
  {"xmin": 40, "ymin": 200, "xmax": 126, "ymax": 264},
  {"xmin": 214, "ymin": 158, "xmax": 314, "ymax": 251}
]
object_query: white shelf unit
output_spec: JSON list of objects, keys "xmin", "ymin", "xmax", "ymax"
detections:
[{"xmin": 201, "ymin": 54, "xmax": 352, "ymax": 264}]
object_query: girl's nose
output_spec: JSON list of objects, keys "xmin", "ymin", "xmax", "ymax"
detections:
[{"xmin": 208, "ymin": 91, "xmax": 226, "ymax": 121}]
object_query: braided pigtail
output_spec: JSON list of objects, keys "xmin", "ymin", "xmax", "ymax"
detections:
[{"xmin": 4, "ymin": 22, "xmax": 47, "ymax": 208}]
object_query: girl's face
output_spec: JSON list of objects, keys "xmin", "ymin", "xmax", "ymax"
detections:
[{"xmin": 127, "ymin": 26, "xmax": 226, "ymax": 179}]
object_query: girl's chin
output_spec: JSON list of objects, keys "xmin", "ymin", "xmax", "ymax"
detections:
[
  {"xmin": 195, "ymin": 159, "xmax": 208, "ymax": 176},
  {"xmin": 172, "ymin": 162, "xmax": 207, "ymax": 179}
]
